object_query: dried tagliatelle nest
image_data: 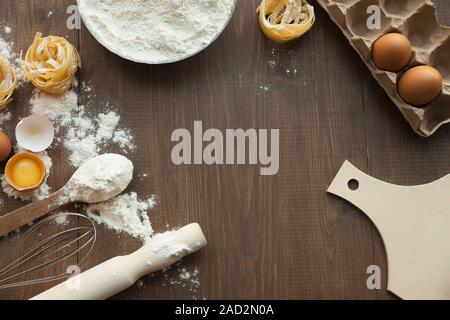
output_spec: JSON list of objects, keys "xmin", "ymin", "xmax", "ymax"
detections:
[
  {"xmin": 257, "ymin": 0, "xmax": 315, "ymax": 43},
  {"xmin": 0, "ymin": 54, "xmax": 18, "ymax": 110},
  {"xmin": 21, "ymin": 33, "xmax": 80, "ymax": 95}
]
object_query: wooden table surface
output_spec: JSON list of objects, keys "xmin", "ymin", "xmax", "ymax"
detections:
[{"xmin": 1, "ymin": 0, "xmax": 450, "ymax": 300}]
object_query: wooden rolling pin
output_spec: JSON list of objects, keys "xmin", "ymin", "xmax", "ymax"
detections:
[{"xmin": 31, "ymin": 223, "xmax": 207, "ymax": 300}]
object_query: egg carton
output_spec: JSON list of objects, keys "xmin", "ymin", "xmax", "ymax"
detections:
[{"xmin": 316, "ymin": 0, "xmax": 450, "ymax": 136}]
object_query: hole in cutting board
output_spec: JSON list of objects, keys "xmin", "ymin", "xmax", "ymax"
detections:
[{"xmin": 348, "ymin": 179, "xmax": 359, "ymax": 190}]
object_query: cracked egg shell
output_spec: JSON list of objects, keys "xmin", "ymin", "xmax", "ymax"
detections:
[
  {"xmin": 5, "ymin": 152, "xmax": 46, "ymax": 191},
  {"xmin": 16, "ymin": 115, "xmax": 54, "ymax": 152}
]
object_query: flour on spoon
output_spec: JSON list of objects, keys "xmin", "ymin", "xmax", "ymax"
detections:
[{"xmin": 66, "ymin": 153, "xmax": 134, "ymax": 204}]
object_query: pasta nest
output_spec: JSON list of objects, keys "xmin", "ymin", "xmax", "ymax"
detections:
[
  {"xmin": 21, "ymin": 33, "xmax": 80, "ymax": 95},
  {"xmin": 257, "ymin": 0, "xmax": 315, "ymax": 43},
  {"xmin": 0, "ymin": 54, "xmax": 18, "ymax": 110}
]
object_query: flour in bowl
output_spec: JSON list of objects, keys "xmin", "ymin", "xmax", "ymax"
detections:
[{"xmin": 78, "ymin": 0, "xmax": 236, "ymax": 63}]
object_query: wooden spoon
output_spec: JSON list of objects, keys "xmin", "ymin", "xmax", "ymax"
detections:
[
  {"xmin": 0, "ymin": 188, "xmax": 69, "ymax": 237},
  {"xmin": 0, "ymin": 154, "xmax": 133, "ymax": 237}
]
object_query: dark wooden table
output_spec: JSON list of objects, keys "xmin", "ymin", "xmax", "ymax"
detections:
[{"xmin": 1, "ymin": 0, "xmax": 449, "ymax": 300}]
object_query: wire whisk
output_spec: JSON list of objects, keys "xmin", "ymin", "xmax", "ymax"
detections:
[{"xmin": 0, "ymin": 212, "xmax": 96, "ymax": 290}]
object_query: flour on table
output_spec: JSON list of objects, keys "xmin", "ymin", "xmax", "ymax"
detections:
[
  {"xmin": 0, "ymin": 35, "xmax": 12, "ymax": 59},
  {"xmin": 53, "ymin": 213, "xmax": 70, "ymax": 226},
  {"xmin": 86, "ymin": 192, "xmax": 156, "ymax": 241},
  {"xmin": 65, "ymin": 108, "xmax": 135, "ymax": 167},
  {"xmin": 0, "ymin": 27, "xmax": 24, "ymax": 81},
  {"xmin": 161, "ymin": 264, "xmax": 201, "ymax": 298},
  {"xmin": 0, "ymin": 111, "xmax": 11, "ymax": 128},
  {"xmin": 78, "ymin": 0, "xmax": 236, "ymax": 63},
  {"xmin": 29, "ymin": 90, "xmax": 135, "ymax": 167},
  {"xmin": 138, "ymin": 172, "xmax": 149, "ymax": 181},
  {"xmin": 29, "ymin": 90, "xmax": 78, "ymax": 129},
  {"xmin": 81, "ymin": 81, "xmax": 93, "ymax": 94}
]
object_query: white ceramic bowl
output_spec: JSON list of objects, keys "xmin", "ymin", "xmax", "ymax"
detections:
[{"xmin": 77, "ymin": 0, "xmax": 237, "ymax": 64}]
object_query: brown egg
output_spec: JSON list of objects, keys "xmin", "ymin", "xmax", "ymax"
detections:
[
  {"xmin": 0, "ymin": 131, "xmax": 11, "ymax": 162},
  {"xmin": 372, "ymin": 33, "xmax": 412, "ymax": 72},
  {"xmin": 398, "ymin": 66, "xmax": 443, "ymax": 106}
]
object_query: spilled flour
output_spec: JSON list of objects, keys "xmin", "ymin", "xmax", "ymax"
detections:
[
  {"xmin": 86, "ymin": 192, "xmax": 156, "ymax": 241},
  {"xmin": 0, "ymin": 37, "xmax": 11, "ymax": 59},
  {"xmin": 66, "ymin": 107, "xmax": 134, "ymax": 167},
  {"xmin": 29, "ymin": 89, "xmax": 78, "ymax": 127},
  {"xmin": 53, "ymin": 213, "xmax": 70, "ymax": 226},
  {"xmin": 29, "ymin": 88, "xmax": 135, "ymax": 167},
  {"xmin": 137, "ymin": 265, "xmax": 201, "ymax": 299},
  {"xmin": 0, "ymin": 111, "xmax": 11, "ymax": 128},
  {"xmin": 0, "ymin": 26, "xmax": 23, "ymax": 81},
  {"xmin": 1, "ymin": 86, "xmax": 136, "ymax": 201},
  {"xmin": 0, "ymin": 24, "xmax": 199, "ymax": 296}
]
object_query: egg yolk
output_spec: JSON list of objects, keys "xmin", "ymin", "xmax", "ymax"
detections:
[{"xmin": 12, "ymin": 158, "xmax": 42, "ymax": 187}]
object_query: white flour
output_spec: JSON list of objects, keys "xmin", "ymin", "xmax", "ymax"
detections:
[
  {"xmin": 29, "ymin": 89, "xmax": 78, "ymax": 128},
  {"xmin": 29, "ymin": 89, "xmax": 135, "ymax": 167},
  {"xmin": 53, "ymin": 213, "xmax": 70, "ymax": 226},
  {"xmin": 161, "ymin": 264, "xmax": 201, "ymax": 298},
  {"xmin": 0, "ymin": 27, "xmax": 23, "ymax": 81},
  {"xmin": 0, "ymin": 111, "xmax": 11, "ymax": 128},
  {"xmin": 67, "ymin": 153, "xmax": 134, "ymax": 203},
  {"xmin": 0, "ymin": 37, "xmax": 11, "ymax": 59},
  {"xmin": 148, "ymin": 229, "xmax": 190, "ymax": 258},
  {"xmin": 78, "ymin": 0, "xmax": 236, "ymax": 63},
  {"xmin": 86, "ymin": 192, "xmax": 156, "ymax": 241}
]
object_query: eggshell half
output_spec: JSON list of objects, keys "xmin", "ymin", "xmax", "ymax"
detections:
[{"xmin": 16, "ymin": 115, "xmax": 55, "ymax": 152}]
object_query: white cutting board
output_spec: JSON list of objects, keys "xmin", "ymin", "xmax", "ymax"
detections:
[{"xmin": 328, "ymin": 160, "xmax": 450, "ymax": 300}]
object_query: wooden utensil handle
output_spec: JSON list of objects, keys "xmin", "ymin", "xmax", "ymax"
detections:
[
  {"xmin": 32, "ymin": 223, "xmax": 208, "ymax": 300},
  {"xmin": 0, "ymin": 189, "xmax": 69, "ymax": 237}
]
